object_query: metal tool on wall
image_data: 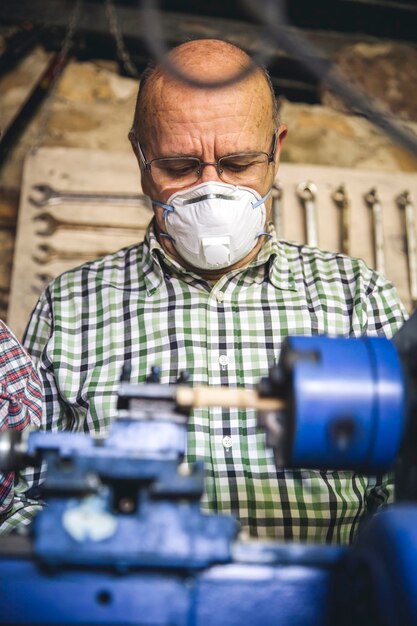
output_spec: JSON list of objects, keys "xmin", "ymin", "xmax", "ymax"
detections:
[
  {"xmin": 364, "ymin": 187, "xmax": 386, "ymax": 276},
  {"xmin": 33, "ymin": 243, "xmax": 112, "ymax": 265},
  {"xmin": 331, "ymin": 184, "xmax": 350, "ymax": 256},
  {"xmin": 33, "ymin": 212, "xmax": 147, "ymax": 237},
  {"xmin": 271, "ymin": 182, "xmax": 284, "ymax": 239},
  {"xmin": 29, "ymin": 184, "xmax": 149, "ymax": 208},
  {"xmin": 296, "ymin": 180, "xmax": 318, "ymax": 247},
  {"xmin": 397, "ymin": 190, "xmax": 417, "ymax": 309},
  {"xmin": 32, "ymin": 273, "xmax": 54, "ymax": 294}
]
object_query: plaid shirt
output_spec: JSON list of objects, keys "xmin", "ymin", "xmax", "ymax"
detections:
[
  {"xmin": 0, "ymin": 320, "xmax": 43, "ymax": 528},
  {"xmin": 8, "ymin": 222, "xmax": 406, "ymax": 542}
]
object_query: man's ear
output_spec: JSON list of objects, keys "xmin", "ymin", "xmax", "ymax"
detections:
[
  {"xmin": 274, "ymin": 124, "xmax": 288, "ymax": 166},
  {"xmin": 128, "ymin": 130, "xmax": 141, "ymax": 164},
  {"xmin": 128, "ymin": 130, "xmax": 151, "ymax": 195}
]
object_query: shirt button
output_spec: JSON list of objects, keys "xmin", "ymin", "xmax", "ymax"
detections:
[
  {"xmin": 216, "ymin": 292, "xmax": 224, "ymax": 303},
  {"xmin": 219, "ymin": 354, "xmax": 229, "ymax": 367},
  {"xmin": 222, "ymin": 436, "xmax": 233, "ymax": 449}
]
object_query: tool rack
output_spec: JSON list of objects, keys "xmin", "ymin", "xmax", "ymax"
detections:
[{"xmin": 7, "ymin": 147, "xmax": 417, "ymax": 338}]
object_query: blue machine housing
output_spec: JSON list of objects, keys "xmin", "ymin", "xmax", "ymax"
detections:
[
  {"xmin": 0, "ymin": 334, "xmax": 414, "ymax": 626},
  {"xmin": 336, "ymin": 505, "xmax": 417, "ymax": 626},
  {"xmin": 286, "ymin": 336, "xmax": 405, "ymax": 471},
  {"xmin": 0, "ymin": 544, "xmax": 343, "ymax": 626},
  {"xmin": 24, "ymin": 420, "xmax": 237, "ymax": 570}
]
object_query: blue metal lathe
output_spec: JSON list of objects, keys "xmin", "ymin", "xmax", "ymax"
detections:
[{"xmin": 1, "ymin": 316, "xmax": 416, "ymax": 626}]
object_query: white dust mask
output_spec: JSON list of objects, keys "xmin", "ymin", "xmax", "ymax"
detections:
[{"xmin": 153, "ymin": 181, "xmax": 271, "ymax": 270}]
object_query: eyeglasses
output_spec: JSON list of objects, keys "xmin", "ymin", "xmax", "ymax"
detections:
[{"xmin": 131, "ymin": 131, "xmax": 278, "ymax": 188}]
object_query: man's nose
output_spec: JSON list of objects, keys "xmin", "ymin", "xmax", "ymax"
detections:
[{"xmin": 199, "ymin": 162, "xmax": 222, "ymax": 183}]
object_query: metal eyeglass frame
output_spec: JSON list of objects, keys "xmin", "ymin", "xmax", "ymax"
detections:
[{"xmin": 130, "ymin": 130, "xmax": 278, "ymax": 180}]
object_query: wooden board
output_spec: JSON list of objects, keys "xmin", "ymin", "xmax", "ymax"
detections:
[
  {"xmin": 8, "ymin": 147, "xmax": 152, "ymax": 339},
  {"xmin": 8, "ymin": 147, "xmax": 417, "ymax": 339},
  {"xmin": 275, "ymin": 164, "xmax": 416, "ymax": 314}
]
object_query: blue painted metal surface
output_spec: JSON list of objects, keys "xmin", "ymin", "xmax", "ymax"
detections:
[
  {"xmin": 0, "ymin": 545, "xmax": 343, "ymax": 625},
  {"xmin": 336, "ymin": 505, "xmax": 417, "ymax": 626},
  {"xmin": 287, "ymin": 336, "xmax": 405, "ymax": 471}
]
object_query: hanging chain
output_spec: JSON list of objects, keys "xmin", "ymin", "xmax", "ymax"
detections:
[
  {"xmin": 54, "ymin": 0, "xmax": 83, "ymax": 70},
  {"xmin": 105, "ymin": 0, "xmax": 139, "ymax": 78},
  {"xmin": 29, "ymin": 0, "xmax": 83, "ymax": 154}
]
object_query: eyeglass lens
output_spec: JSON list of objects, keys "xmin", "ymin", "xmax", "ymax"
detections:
[{"xmin": 150, "ymin": 153, "xmax": 270, "ymax": 187}]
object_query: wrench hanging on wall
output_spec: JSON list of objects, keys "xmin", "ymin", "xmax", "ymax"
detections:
[
  {"xmin": 32, "ymin": 243, "xmax": 111, "ymax": 265},
  {"xmin": 33, "ymin": 212, "xmax": 148, "ymax": 237},
  {"xmin": 331, "ymin": 184, "xmax": 350, "ymax": 256},
  {"xmin": 364, "ymin": 187, "xmax": 386, "ymax": 276},
  {"xmin": 397, "ymin": 190, "xmax": 417, "ymax": 309},
  {"xmin": 296, "ymin": 181, "xmax": 318, "ymax": 248},
  {"xmin": 29, "ymin": 184, "xmax": 149, "ymax": 208}
]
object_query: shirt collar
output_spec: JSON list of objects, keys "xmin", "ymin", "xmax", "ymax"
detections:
[
  {"xmin": 142, "ymin": 220, "xmax": 298, "ymax": 294},
  {"xmin": 142, "ymin": 222, "xmax": 166, "ymax": 295},
  {"xmin": 264, "ymin": 237, "xmax": 298, "ymax": 292}
]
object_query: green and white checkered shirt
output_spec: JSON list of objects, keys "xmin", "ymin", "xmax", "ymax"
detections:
[{"xmin": 4, "ymin": 222, "xmax": 406, "ymax": 542}]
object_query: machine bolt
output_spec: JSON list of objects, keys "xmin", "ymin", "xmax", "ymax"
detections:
[{"xmin": 118, "ymin": 497, "xmax": 135, "ymax": 513}]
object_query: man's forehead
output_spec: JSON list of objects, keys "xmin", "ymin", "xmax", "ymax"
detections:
[{"xmin": 143, "ymin": 70, "xmax": 272, "ymax": 127}]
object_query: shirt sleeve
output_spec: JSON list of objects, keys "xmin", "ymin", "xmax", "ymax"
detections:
[
  {"xmin": 7, "ymin": 287, "xmax": 75, "ymax": 532},
  {"xmin": 0, "ymin": 320, "xmax": 43, "ymax": 533},
  {"xmin": 22, "ymin": 289, "xmax": 64, "ymax": 430},
  {"xmin": 358, "ymin": 270, "xmax": 407, "ymax": 512},
  {"xmin": 365, "ymin": 471, "xmax": 394, "ymax": 510},
  {"xmin": 23, "ymin": 290, "xmax": 54, "ymax": 360},
  {"xmin": 1, "ymin": 291, "xmax": 60, "ymax": 534},
  {"xmin": 9, "ymin": 291, "xmax": 59, "ymax": 527},
  {"xmin": 355, "ymin": 267, "xmax": 408, "ymax": 338}
]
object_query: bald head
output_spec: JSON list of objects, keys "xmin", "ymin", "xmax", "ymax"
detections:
[{"xmin": 130, "ymin": 39, "xmax": 279, "ymax": 144}]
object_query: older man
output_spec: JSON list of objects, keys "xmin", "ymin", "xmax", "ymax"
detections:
[{"xmin": 14, "ymin": 39, "xmax": 405, "ymax": 542}]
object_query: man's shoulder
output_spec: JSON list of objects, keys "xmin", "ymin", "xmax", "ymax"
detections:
[
  {"xmin": 278, "ymin": 240, "xmax": 380, "ymax": 285},
  {"xmin": 47, "ymin": 241, "xmax": 147, "ymax": 294}
]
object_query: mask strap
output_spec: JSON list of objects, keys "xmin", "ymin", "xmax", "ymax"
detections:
[
  {"xmin": 152, "ymin": 200, "xmax": 175, "ymax": 220},
  {"xmin": 159, "ymin": 231, "xmax": 176, "ymax": 243},
  {"xmin": 252, "ymin": 188, "xmax": 272, "ymax": 209},
  {"xmin": 256, "ymin": 231, "xmax": 272, "ymax": 239}
]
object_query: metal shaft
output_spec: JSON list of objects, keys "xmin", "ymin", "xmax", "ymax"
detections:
[
  {"xmin": 397, "ymin": 190, "xmax": 417, "ymax": 308},
  {"xmin": 364, "ymin": 188, "xmax": 385, "ymax": 276},
  {"xmin": 331, "ymin": 184, "xmax": 350, "ymax": 256},
  {"xmin": 33, "ymin": 243, "xmax": 110, "ymax": 265},
  {"xmin": 296, "ymin": 181, "xmax": 318, "ymax": 247},
  {"xmin": 33, "ymin": 212, "xmax": 146, "ymax": 237},
  {"xmin": 30, "ymin": 184, "xmax": 148, "ymax": 208}
]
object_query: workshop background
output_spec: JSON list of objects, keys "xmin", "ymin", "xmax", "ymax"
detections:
[{"xmin": 1, "ymin": 0, "xmax": 417, "ymax": 337}]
